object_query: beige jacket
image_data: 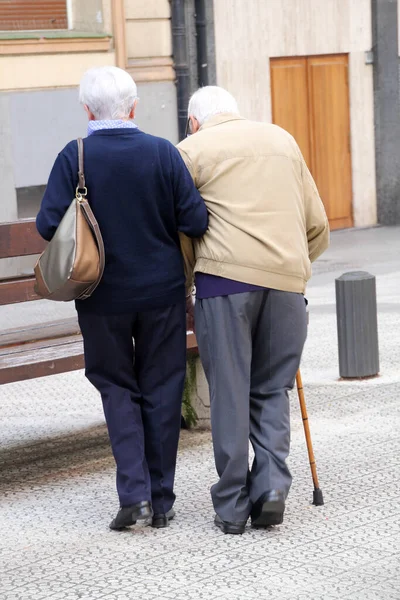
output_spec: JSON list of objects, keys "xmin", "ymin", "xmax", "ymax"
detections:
[{"xmin": 177, "ymin": 114, "xmax": 329, "ymax": 294}]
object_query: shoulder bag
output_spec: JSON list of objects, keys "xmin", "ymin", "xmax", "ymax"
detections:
[{"xmin": 34, "ymin": 138, "xmax": 105, "ymax": 302}]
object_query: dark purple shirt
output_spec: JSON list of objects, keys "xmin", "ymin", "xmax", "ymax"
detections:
[{"xmin": 195, "ymin": 273, "xmax": 265, "ymax": 299}]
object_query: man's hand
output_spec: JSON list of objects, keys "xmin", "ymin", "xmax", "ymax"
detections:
[{"xmin": 186, "ymin": 294, "xmax": 195, "ymax": 333}]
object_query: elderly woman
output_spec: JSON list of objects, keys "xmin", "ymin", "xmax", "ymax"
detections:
[{"xmin": 36, "ymin": 66, "xmax": 208, "ymax": 530}]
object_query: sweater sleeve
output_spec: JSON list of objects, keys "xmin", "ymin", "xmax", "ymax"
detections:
[
  {"xmin": 36, "ymin": 146, "xmax": 76, "ymax": 241},
  {"xmin": 179, "ymin": 232, "xmax": 196, "ymax": 293},
  {"xmin": 170, "ymin": 146, "xmax": 208, "ymax": 238}
]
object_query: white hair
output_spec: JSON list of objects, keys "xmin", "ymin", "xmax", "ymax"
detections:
[
  {"xmin": 79, "ymin": 66, "xmax": 137, "ymax": 120},
  {"xmin": 188, "ymin": 86, "xmax": 239, "ymax": 126}
]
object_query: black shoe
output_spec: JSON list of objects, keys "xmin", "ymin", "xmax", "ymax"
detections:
[
  {"xmin": 214, "ymin": 514, "xmax": 246, "ymax": 535},
  {"xmin": 151, "ymin": 508, "xmax": 176, "ymax": 529},
  {"xmin": 251, "ymin": 490, "xmax": 285, "ymax": 528},
  {"xmin": 109, "ymin": 501, "xmax": 153, "ymax": 531}
]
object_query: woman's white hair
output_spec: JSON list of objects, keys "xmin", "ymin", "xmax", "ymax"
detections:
[
  {"xmin": 79, "ymin": 66, "xmax": 138, "ymax": 120},
  {"xmin": 188, "ymin": 86, "xmax": 239, "ymax": 126}
]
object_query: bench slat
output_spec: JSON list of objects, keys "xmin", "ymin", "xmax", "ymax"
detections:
[
  {"xmin": 0, "ymin": 340, "xmax": 85, "ymax": 385},
  {"xmin": 0, "ymin": 317, "xmax": 80, "ymax": 348},
  {"xmin": 0, "ymin": 331, "xmax": 199, "ymax": 385},
  {"xmin": 0, "ymin": 219, "xmax": 46, "ymax": 259},
  {"xmin": 0, "ymin": 276, "xmax": 40, "ymax": 305},
  {"xmin": 0, "ymin": 334, "xmax": 83, "ymax": 358},
  {"xmin": 0, "ymin": 323, "xmax": 196, "ymax": 352}
]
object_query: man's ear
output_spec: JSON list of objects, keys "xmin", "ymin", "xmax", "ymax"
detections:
[
  {"xmin": 129, "ymin": 99, "xmax": 138, "ymax": 120},
  {"xmin": 189, "ymin": 115, "xmax": 200, "ymax": 134},
  {"xmin": 84, "ymin": 105, "xmax": 96, "ymax": 121}
]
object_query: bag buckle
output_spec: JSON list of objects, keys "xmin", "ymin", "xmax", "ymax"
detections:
[{"xmin": 76, "ymin": 186, "xmax": 88, "ymax": 199}]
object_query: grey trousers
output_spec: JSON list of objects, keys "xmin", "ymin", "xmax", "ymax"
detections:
[{"xmin": 195, "ymin": 289, "xmax": 307, "ymax": 523}]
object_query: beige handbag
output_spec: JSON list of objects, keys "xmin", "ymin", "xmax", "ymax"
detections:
[{"xmin": 34, "ymin": 138, "xmax": 105, "ymax": 302}]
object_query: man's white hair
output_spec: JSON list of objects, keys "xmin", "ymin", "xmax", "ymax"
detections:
[
  {"xmin": 79, "ymin": 66, "xmax": 138, "ymax": 120},
  {"xmin": 188, "ymin": 86, "xmax": 239, "ymax": 126}
]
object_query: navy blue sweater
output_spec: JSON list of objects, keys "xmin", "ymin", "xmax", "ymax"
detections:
[{"xmin": 36, "ymin": 129, "xmax": 208, "ymax": 314}]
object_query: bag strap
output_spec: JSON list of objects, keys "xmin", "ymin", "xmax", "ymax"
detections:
[
  {"xmin": 77, "ymin": 138, "xmax": 86, "ymax": 195},
  {"xmin": 75, "ymin": 138, "xmax": 106, "ymax": 300}
]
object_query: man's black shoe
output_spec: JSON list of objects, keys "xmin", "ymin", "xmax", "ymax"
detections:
[
  {"xmin": 214, "ymin": 514, "xmax": 246, "ymax": 535},
  {"xmin": 151, "ymin": 508, "xmax": 175, "ymax": 529},
  {"xmin": 109, "ymin": 501, "xmax": 153, "ymax": 531},
  {"xmin": 251, "ymin": 490, "xmax": 285, "ymax": 528}
]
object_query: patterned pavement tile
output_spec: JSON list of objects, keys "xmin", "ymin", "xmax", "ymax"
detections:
[
  {"xmin": 342, "ymin": 590, "xmax": 399, "ymax": 600},
  {"xmin": 307, "ymin": 547, "xmax": 397, "ymax": 574}
]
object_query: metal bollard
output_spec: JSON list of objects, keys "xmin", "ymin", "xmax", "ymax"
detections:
[{"xmin": 335, "ymin": 271, "xmax": 380, "ymax": 378}]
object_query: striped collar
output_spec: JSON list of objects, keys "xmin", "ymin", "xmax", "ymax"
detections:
[{"xmin": 87, "ymin": 119, "xmax": 138, "ymax": 136}]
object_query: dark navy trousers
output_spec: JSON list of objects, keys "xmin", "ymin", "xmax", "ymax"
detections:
[{"xmin": 77, "ymin": 301, "xmax": 187, "ymax": 514}]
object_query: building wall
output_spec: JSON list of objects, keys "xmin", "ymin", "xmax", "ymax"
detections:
[
  {"xmin": 0, "ymin": 0, "xmax": 179, "ymax": 229},
  {"xmin": 123, "ymin": 0, "xmax": 178, "ymax": 142},
  {"xmin": 0, "ymin": 55, "xmax": 114, "ymax": 226},
  {"xmin": 0, "ymin": 0, "xmax": 181, "ymax": 278},
  {"xmin": 213, "ymin": 0, "xmax": 377, "ymax": 228},
  {"xmin": 0, "ymin": 0, "xmax": 115, "ymax": 230},
  {"xmin": 10, "ymin": 89, "xmax": 88, "ymax": 189},
  {"xmin": 0, "ymin": 50, "xmax": 114, "ymax": 93},
  {"xmin": 372, "ymin": 0, "xmax": 400, "ymax": 225}
]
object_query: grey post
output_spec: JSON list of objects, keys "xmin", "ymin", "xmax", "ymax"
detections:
[{"xmin": 335, "ymin": 272, "xmax": 380, "ymax": 378}]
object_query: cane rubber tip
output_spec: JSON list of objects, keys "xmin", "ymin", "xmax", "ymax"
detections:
[{"xmin": 313, "ymin": 488, "xmax": 324, "ymax": 506}]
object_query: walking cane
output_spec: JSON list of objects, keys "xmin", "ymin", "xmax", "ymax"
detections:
[{"xmin": 296, "ymin": 369, "xmax": 324, "ymax": 506}]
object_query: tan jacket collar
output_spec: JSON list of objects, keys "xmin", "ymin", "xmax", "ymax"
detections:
[{"xmin": 199, "ymin": 113, "xmax": 246, "ymax": 131}]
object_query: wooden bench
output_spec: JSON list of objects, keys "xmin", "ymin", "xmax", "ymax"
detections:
[{"xmin": 0, "ymin": 219, "xmax": 198, "ymax": 385}]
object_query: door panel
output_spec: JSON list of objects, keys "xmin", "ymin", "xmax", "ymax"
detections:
[
  {"xmin": 307, "ymin": 55, "xmax": 353, "ymax": 228},
  {"xmin": 270, "ymin": 54, "xmax": 353, "ymax": 230},
  {"xmin": 270, "ymin": 57, "xmax": 311, "ymax": 167}
]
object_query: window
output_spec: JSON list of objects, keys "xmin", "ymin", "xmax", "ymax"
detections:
[{"xmin": 0, "ymin": 0, "xmax": 68, "ymax": 31}]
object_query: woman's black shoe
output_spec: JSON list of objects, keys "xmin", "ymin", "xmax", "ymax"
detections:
[
  {"xmin": 151, "ymin": 508, "xmax": 176, "ymax": 529},
  {"xmin": 109, "ymin": 501, "xmax": 153, "ymax": 531}
]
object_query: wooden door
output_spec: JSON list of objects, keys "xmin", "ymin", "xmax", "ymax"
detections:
[
  {"xmin": 270, "ymin": 54, "xmax": 353, "ymax": 229},
  {"xmin": 307, "ymin": 55, "xmax": 352, "ymax": 229},
  {"xmin": 270, "ymin": 57, "xmax": 311, "ymax": 167}
]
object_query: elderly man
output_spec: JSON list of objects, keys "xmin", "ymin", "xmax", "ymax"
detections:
[
  {"xmin": 178, "ymin": 86, "xmax": 329, "ymax": 535},
  {"xmin": 36, "ymin": 67, "xmax": 208, "ymax": 530}
]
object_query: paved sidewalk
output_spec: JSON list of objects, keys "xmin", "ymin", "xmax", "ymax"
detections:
[{"xmin": 1, "ymin": 226, "xmax": 400, "ymax": 600}]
